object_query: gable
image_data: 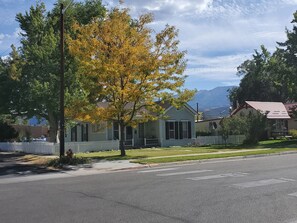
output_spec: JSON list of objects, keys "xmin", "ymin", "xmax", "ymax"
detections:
[
  {"xmin": 164, "ymin": 105, "xmax": 196, "ymax": 120},
  {"xmin": 232, "ymin": 101, "xmax": 290, "ymax": 119}
]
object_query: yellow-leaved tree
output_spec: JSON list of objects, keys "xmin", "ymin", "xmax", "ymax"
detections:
[{"xmin": 67, "ymin": 8, "xmax": 195, "ymax": 156}]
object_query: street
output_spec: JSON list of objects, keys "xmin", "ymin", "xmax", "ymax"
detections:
[{"xmin": 1, "ymin": 154, "xmax": 297, "ymax": 223}]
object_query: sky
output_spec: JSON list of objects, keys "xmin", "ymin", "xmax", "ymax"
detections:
[{"xmin": 0, "ymin": 0, "xmax": 296, "ymax": 91}]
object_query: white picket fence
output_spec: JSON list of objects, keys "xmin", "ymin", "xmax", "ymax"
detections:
[
  {"xmin": 195, "ymin": 135, "xmax": 246, "ymax": 146},
  {"xmin": 0, "ymin": 140, "xmax": 119, "ymax": 155},
  {"xmin": 64, "ymin": 141, "xmax": 119, "ymax": 153}
]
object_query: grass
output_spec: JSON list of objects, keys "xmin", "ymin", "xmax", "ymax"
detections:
[
  {"xmin": 133, "ymin": 148, "xmax": 297, "ymax": 164},
  {"xmin": 75, "ymin": 139, "xmax": 297, "ymax": 164},
  {"xmin": 18, "ymin": 139, "xmax": 296, "ymax": 167}
]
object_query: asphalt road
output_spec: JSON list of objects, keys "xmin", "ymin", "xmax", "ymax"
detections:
[{"xmin": 1, "ymin": 154, "xmax": 297, "ymax": 223}]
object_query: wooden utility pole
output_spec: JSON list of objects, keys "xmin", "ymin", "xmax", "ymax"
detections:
[{"xmin": 59, "ymin": 3, "xmax": 65, "ymax": 157}]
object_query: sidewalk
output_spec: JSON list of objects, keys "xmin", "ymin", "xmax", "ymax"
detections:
[{"xmin": 144, "ymin": 148, "xmax": 271, "ymax": 159}]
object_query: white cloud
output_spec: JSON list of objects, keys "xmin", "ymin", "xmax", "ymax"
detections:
[
  {"xmin": 185, "ymin": 53, "xmax": 250, "ymax": 82},
  {"xmin": 0, "ymin": 28, "xmax": 21, "ymax": 55}
]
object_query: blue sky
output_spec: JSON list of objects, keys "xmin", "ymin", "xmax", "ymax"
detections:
[{"xmin": 0, "ymin": 0, "xmax": 297, "ymax": 91}]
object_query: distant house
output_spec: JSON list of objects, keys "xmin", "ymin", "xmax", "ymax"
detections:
[
  {"xmin": 65, "ymin": 102, "xmax": 196, "ymax": 148},
  {"xmin": 284, "ymin": 103, "xmax": 297, "ymax": 131},
  {"xmin": 231, "ymin": 101, "xmax": 291, "ymax": 138},
  {"xmin": 195, "ymin": 118, "xmax": 222, "ymax": 136},
  {"xmin": 12, "ymin": 125, "xmax": 49, "ymax": 141}
]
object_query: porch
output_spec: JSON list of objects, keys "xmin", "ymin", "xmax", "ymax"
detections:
[{"xmin": 123, "ymin": 121, "xmax": 161, "ymax": 148}]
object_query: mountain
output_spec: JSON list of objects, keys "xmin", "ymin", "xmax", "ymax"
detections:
[{"xmin": 188, "ymin": 86, "xmax": 235, "ymax": 119}]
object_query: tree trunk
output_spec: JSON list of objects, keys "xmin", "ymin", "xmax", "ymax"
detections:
[
  {"xmin": 119, "ymin": 122, "xmax": 126, "ymax": 156},
  {"xmin": 48, "ymin": 111, "xmax": 58, "ymax": 143}
]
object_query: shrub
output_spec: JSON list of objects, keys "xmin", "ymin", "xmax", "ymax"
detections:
[
  {"xmin": 289, "ymin": 129, "xmax": 297, "ymax": 139},
  {"xmin": 0, "ymin": 122, "xmax": 18, "ymax": 142},
  {"xmin": 243, "ymin": 112, "xmax": 267, "ymax": 145},
  {"xmin": 47, "ymin": 156, "xmax": 91, "ymax": 168}
]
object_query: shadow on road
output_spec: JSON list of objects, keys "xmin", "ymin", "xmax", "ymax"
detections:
[{"xmin": 0, "ymin": 152, "xmax": 60, "ymax": 178}]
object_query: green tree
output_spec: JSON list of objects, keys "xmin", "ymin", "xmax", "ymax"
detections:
[
  {"xmin": 0, "ymin": 45, "xmax": 22, "ymax": 115},
  {"xmin": 277, "ymin": 11, "xmax": 297, "ymax": 101},
  {"xmin": 243, "ymin": 111, "xmax": 267, "ymax": 144},
  {"xmin": 219, "ymin": 115, "xmax": 246, "ymax": 145},
  {"xmin": 67, "ymin": 8, "xmax": 195, "ymax": 156},
  {"xmin": 229, "ymin": 46, "xmax": 286, "ymax": 107},
  {"xmin": 11, "ymin": 1, "xmax": 105, "ymax": 142},
  {"xmin": 230, "ymin": 11, "xmax": 297, "ymax": 107}
]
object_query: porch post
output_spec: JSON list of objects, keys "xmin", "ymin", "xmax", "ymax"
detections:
[{"xmin": 159, "ymin": 119, "xmax": 163, "ymax": 147}]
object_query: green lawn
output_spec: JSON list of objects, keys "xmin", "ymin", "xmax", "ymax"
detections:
[{"xmin": 76, "ymin": 139, "xmax": 297, "ymax": 164}]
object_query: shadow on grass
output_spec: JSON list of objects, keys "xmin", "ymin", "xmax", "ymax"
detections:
[{"xmin": 257, "ymin": 139, "xmax": 297, "ymax": 148}]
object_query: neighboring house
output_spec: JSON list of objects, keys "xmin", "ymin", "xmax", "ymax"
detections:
[
  {"xmin": 65, "ymin": 102, "xmax": 196, "ymax": 147},
  {"xmin": 284, "ymin": 103, "xmax": 297, "ymax": 131},
  {"xmin": 12, "ymin": 125, "xmax": 49, "ymax": 141},
  {"xmin": 195, "ymin": 118, "xmax": 222, "ymax": 136},
  {"xmin": 231, "ymin": 101, "xmax": 291, "ymax": 138}
]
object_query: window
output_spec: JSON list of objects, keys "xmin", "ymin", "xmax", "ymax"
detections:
[
  {"xmin": 169, "ymin": 122, "xmax": 175, "ymax": 139},
  {"xmin": 166, "ymin": 121, "xmax": 192, "ymax": 140},
  {"xmin": 165, "ymin": 121, "xmax": 179, "ymax": 139},
  {"xmin": 182, "ymin": 122, "xmax": 188, "ymax": 138},
  {"xmin": 113, "ymin": 122, "xmax": 119, "ymax": 140},
  {"xmin": 71, "ymin": 126, "xmax": 77, "ymax": 142}
]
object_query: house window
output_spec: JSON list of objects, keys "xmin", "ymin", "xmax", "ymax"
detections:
[
  {"xmin": 81, "ymin": 124, "xmax": 88, "ymax": 141},
  {"xmin": 113, "ymin": 122, "xmax": 119, "ymax": 140},
  {"xmin": 166, "ymin": 121, "xmax": 192, "ymax": 140},
  {"xmin": 71, "ymin": 125, "xmax": 77, "ymax": 142},
  {"xmin": 169, "ymin": 122, "xmax": 175, "ymax": 139},
  {"xmin": 165, "ymin": 121, "xmax": 179, "ymax": 139},
  {"xmin": 182, "ymin": 121, "xmax": 188, "ymax": 138}
]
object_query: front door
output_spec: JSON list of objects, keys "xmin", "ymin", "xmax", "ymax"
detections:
[
  {"xmin": 126, "ymin": 126, "xmax": 133, "ymax": 140},
  {"xmin": 125, "ymin": 126, "xmax": 133, "ymax": 147},
  {"xmin": 137, "ymin": 123, "xmax": 145, "ymax": 146}
]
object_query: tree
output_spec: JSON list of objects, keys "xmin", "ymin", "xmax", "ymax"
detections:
[
  {"xmin": 220, "ymin": 112, "xmax": 267, "ymax": 145},
  {"xmin": 243, "ymin": 111, "xmax": 267, "ymax": 144},
  {"xmin": 230, "ymin": 10, "xmax": 297, "ymax": 107},
  {"xmin": 277, "ymin": 11, "xmax": 297, "ymax": 101},
  {"xmin": 0, "ymin": 45, "xmax": 22, "ymax": 115},
  {"xmin": 11, "ymin": 1, "xmax": 105, "ymax": 142},
  {"xmin": 219, "ymin": 115, "xmax": 245, "ymax": 145},
  {"xmin": 67, "ymin": 8, "xmax": 195, "ymax": 156},
  {"xmin": 228, "ymin": 46, "xmax": 287, "ymax": 108}
]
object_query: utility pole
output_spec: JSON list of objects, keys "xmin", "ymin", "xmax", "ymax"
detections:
[{"xmin": 59, "ymin": 3, "xmax": 65, "ymax": 157}]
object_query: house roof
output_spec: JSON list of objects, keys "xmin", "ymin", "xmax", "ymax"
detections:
[
  {"xmin": 97, "ymin": 101, "xmax": 196, "ymax": 116},
  {"xmin": 232, "ymin": 101, "xmax": 291, "ymax": 119}
]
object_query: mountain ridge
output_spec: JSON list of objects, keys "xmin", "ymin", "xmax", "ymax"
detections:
[{"xmin": 188, "ymin": 86, "xmax": 235, "ymax": 119}]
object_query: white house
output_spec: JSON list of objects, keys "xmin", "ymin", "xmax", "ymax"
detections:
[{"xmin": 65, "ymin": 102, "xmax": 197, "ymax": 148}]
